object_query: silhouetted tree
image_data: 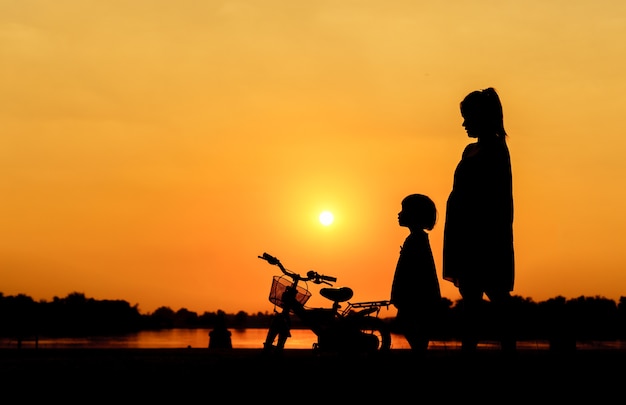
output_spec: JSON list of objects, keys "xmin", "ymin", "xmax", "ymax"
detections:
[
  {"xmin": 511, "ymin": 295, "xmax": 540, "ymax": 341},
  {"xmin": 538, "ymin": 296, "xmax": 576, "ymax": 351},
  {"xmin": 1, "ymin": 291, "xmax": 626, "ymax": 342},
  {"xmin": 0, "ymin": 294, "xmax": 39, "ymax": 346},
  {"xmin": 147, "ymin": 306, "xmax": 176, "ymax": 329},
  {"xmin": 174, "ymin": 308, "xmax": 199, "ymax": 328},
  {"xmin": 233, "ymin": 311, "xmax": 248, "ymax": 329},
  {"xmin": 568, "ymin": 296, "xmax": 618, "ymax": 341}
]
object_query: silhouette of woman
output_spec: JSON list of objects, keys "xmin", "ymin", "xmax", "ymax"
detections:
[{"xmin": 443, "ymin": 87, "xmax": 516, "ymax": 353}]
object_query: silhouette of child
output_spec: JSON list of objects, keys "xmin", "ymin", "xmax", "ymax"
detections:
[{"xmin": 390, "ymin": 194, "xmax": 442, "ymax": 353}]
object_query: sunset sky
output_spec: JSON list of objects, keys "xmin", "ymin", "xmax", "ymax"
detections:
[{"xmin": 2, "ymin": 1, "xmax": 626, "ymax": 316}]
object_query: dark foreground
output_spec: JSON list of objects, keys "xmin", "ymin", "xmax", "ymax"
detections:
[{"xmin": 1, "ymin": 347, "xmax": 624, "ymax": 401}]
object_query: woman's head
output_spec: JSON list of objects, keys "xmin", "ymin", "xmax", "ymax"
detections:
[
  {"xmin": 398, "ymin": 194, "xmax": 437, "ymax": 231},
  {"xmin": 460, "ymin": 87, "xmax": 506, "ymax": 139}
]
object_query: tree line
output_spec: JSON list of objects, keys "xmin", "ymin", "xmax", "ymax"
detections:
[{"xmin": 2, "ymin": 292, "xmax": 626, "ymax": 345}]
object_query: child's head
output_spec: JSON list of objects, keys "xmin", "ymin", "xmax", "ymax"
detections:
[{"xmin": 398, "ymin": 194, "xmax": 437, "ymax": 231}]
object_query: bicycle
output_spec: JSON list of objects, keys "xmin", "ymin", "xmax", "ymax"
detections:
[{"xmin": 258, "ymin": 252, "xmax": 392, "ymax": 354}]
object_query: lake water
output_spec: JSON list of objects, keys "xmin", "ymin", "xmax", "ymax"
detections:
[
  {"xmin": 1, "ymin": 329, "xmax": 409, "ymax": 350},
  {"xmin": 2, "ymin": 329, "xmax": 624, "ymax": 351}
]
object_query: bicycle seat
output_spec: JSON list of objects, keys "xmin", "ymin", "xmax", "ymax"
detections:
[{"xmin": 320, "ymin": 287, "xmax": 353, "ymax": 302}]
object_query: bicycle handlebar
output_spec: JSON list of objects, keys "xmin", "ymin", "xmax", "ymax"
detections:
[
  {"xmin": 259, "ymin": 252, "xmax": 281, "ymax": 266},
  {"xmin": 307, "ymin": 270, "xmax": 337, "ymax": 284},
  {"xmin": 258, "ymin": 252, "xmax": 336, "ymax": 285}
]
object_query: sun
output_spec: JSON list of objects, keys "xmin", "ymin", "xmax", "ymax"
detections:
[{"xmin": 319, "ymin": 210, "xmax": 334, "ymax": 226}]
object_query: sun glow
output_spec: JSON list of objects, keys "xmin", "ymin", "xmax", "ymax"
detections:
[{"xmin": 319, "ymin": 211, "xmax": 334, "ymax": 226}]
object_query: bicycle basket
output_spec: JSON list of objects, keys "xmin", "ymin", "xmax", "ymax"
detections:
[{"xmin": 269, "ymin": 275, "xmax": 311, "ymax": 309}]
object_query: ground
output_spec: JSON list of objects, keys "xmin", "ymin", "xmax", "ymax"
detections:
[{"xmin": 0, "ymin": 348, "xmax": 623, "ymax": 401}]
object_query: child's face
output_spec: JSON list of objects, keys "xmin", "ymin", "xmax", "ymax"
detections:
[{"xmin": 398, "ymin": 206, "xmax": 412, "ymax": 228}]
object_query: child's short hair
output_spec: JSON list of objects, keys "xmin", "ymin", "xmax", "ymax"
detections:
[{"xmin": 402, "ymin": 194, "xmax": 437, "ymax": 230}]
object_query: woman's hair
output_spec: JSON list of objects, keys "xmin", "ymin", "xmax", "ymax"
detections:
[
  {"xmin": 460, "ymin": 87, "xmax": 507, "ymax": 138},
  {"xmin": 402, "ymin": 194, "xmax": 437, "ymax": 230}
]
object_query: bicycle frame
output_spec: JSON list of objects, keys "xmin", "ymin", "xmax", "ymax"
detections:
[{"xmin": 259, "ymin": 252, "xmax": 392, "ymax": 354}]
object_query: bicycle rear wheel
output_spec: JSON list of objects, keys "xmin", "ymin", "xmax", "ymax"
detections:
[{"xmin": 356, "ymin": 316, "xmax": 391, "ymax": 352}]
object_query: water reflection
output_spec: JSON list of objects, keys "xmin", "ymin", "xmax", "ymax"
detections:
[
  {"xmin": 1, "ymin": 329, "xmax": 407, "ymax": 349},
  {"xmin": 1, "ymin": 329, "xmax": 623, "ymax": 351}
]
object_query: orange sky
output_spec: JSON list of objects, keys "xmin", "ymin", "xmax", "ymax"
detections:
[{"xmin": 2, "ymin": 1, "xmax": 626, "ymax": 316}]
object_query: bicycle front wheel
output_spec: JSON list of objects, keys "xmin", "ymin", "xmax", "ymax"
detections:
[{"xmin": 263, "ymin": 312, "xmax": 291, "ymax": 352}]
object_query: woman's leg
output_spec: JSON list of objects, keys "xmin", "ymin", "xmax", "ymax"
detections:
[
  {"xmin": 458, "ymin": 285, "xmax": 483, "ymax": 352},
  {"xmin": 486, "ymin": 289, "xmax": 516, "ymax": 352}
]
